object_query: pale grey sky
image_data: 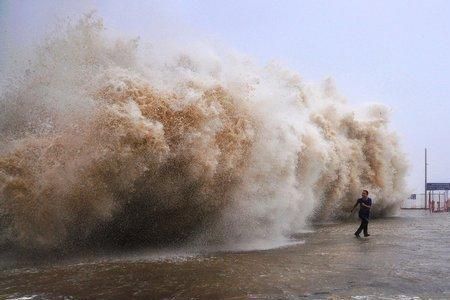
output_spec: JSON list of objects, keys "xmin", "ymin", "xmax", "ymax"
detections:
[{"xmin": 2, "ymin": 0, "xmax": 450, "ymax": 193}]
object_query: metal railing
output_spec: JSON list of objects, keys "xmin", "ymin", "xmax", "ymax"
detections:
[{"xmin": 401, "ymin": 193, "xmax": 449, "ymax": 212}]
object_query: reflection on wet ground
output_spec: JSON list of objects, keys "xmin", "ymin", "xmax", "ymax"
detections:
[{"xmin": 1, "ymin": 211, "xmax": 449, "ymax": 299}]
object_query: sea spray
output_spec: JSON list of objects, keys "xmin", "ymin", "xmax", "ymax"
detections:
[{"xmin": 0, "ymin": 14, "xmax": 408, "ymax": 251}]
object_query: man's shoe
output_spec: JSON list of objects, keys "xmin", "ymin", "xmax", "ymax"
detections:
[
  {"xmin": 354, "ymin": 233, "xmax": 361, "ymax": 238},
  {"xmin": 364, "ymin": 234, "xmax": 370, "ymax": 237}
]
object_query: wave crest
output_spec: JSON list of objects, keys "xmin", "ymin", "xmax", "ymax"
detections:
[{"xmin": 0, "ymin": 14, "xmax": 408, "ymax": 250}]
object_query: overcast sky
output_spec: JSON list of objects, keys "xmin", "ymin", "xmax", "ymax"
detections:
[{"xmin": 2, "ymin": 0, "xmax": 450, "ymax": 193}]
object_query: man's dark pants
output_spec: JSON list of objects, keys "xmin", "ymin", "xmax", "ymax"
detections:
[{"xmin": 355, "ymin": 217, "xmax": 368, "ymax": 236}]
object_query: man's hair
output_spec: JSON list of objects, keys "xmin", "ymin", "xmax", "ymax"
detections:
[{"xmin": 363, "ymin": 189, "xmax": 369, "ymax": 195}]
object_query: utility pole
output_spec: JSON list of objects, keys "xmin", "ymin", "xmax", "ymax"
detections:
[{"xmin": 425, "ymin": 148, "xmax": 427, "ymax": 209}]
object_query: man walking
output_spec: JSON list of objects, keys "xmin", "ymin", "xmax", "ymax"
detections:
[{"xmin": 351, "ymin": 190, "xmax": 372, "ymax": 238}]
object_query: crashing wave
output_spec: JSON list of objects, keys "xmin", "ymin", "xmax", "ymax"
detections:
[{"xmin": 0, "ymin": 14, "xmax": 408, "ymax": 250}]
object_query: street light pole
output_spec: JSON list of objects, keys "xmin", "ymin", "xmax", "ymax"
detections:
[{"xmin": 425, "ymin": 148, "xmax": 427, "ymax": 209}]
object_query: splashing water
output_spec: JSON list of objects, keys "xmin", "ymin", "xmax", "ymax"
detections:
[{"xmin": 0, "ymin": 14, "xmax": 408, "ymax": 251}]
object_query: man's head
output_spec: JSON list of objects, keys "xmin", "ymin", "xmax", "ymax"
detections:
[{"xmin": 362, "ymin": 190, "xmax": 369, "ymax": 198}]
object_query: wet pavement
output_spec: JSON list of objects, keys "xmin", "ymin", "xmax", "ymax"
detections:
[{"xmin": 1, "ymin": 210, "xmax": 449, "ymax": 300}]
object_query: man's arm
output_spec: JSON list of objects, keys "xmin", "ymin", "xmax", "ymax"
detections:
[
  {"xmin": 350, "ymin": 201, "xmax": 359, "ymax": 213},
  {"xmin": 361, "ymin": 198, "xmax": 372, "ymax": 209},
  {"xmin": 361, "ymin": 203, "xmax": 371, "ymax": 208}
]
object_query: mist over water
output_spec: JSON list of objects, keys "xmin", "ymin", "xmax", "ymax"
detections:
[{"xmin": 0, "ymin": 14, "xmax": 408, "ymax": 252}]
